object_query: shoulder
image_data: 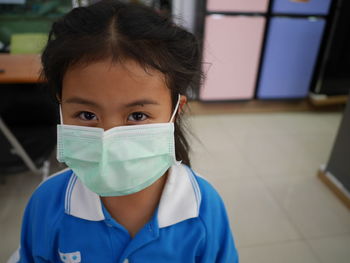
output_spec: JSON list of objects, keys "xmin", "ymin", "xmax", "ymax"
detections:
[
  {"xmin": 190, "ymin": 169, "xmax": 226, "ymax": 210},
  {"xmin": 187, "ymin": 167, "xmax": 231, "ymax": 227},
  {"xmin": 32, "ymin": 168, "xmax": 73, "ymax": 201},
  {"xmin": 25, "ymin": 168, "xmax": 73, "ymax": 221},
  {"xmin": 19, "ymin": 169, "xmax": 74, "ymax": 261}
]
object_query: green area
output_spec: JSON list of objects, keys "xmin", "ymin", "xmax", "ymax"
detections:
[{"xmin": 0, "ymin": 0, "xmax": 72, "ymax": 50}]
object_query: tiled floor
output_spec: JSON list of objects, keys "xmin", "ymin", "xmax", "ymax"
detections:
[
  {"xmin": 1, "ymin": 111, "xmax": 350, "ymax": 262},
  {"xmin": 188, "ymin": 111, "xmax": 350, "ymax": 263}
]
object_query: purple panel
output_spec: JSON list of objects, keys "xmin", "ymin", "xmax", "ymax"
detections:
[
  {"xmin": 258, "ymin": 17, "xmax": 325, "ymax": 99},
  {"xmin": 273, "ymin": 0, "xmax": 332, "ymax": 15}
]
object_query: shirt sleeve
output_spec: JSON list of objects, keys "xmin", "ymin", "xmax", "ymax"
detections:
[
  {"xmin": 16, "ymin": 177, "xmax": 62, "ymax": 263},
  {"xmin": 16, "ymin": 197, "xmax": 53, "ymax": 263}
]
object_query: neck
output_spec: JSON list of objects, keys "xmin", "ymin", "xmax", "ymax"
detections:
[{"xmin": 101, "ymin": 172, "xmax": 168, "ymax": 237}]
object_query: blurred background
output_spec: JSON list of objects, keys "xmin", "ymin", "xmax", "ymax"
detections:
[{"xmin": 0, "ymin": 0, "xmax": 350, "ymax": 262}]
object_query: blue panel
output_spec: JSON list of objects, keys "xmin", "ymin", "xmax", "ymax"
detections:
[
  {"xmin": 273, "ymin": 0, "xmax": 332, "ymax": 15},
  {"xmin": 257, "ymin": 17, "xmax": 325, "ymax": 99}
]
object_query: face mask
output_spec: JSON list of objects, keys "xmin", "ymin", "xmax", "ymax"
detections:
[{"xmin": 57, "ymin": 96, "xmax": 181, "ymax": 196}]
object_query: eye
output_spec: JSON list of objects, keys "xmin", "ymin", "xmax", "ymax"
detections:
[
  {"xmin": 77, "ymin": 111, "xmax": 98, "ymax": 121},
  {"xmin": 127, "ymin": 112, "xmax": 148, "ymax": 122}
]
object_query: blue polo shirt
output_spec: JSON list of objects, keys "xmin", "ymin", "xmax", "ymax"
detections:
[{"xmin": 14, "ymin": 164, "xmax": 238, "ymax": 262}]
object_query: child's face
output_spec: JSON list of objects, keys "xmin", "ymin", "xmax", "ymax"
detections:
[{"xmin": 61, "ymin": 59, "xmax": 174, "ymax": 130}]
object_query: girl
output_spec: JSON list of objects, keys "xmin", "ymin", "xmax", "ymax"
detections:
[{"xmin": 15, "ymin": 1, "xmax": 238, "ymax": 262}]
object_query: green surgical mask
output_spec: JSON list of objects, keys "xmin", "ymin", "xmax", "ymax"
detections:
[{"xmin": 57, "ymin": 96, "xmax": 180, "ymax": 196}]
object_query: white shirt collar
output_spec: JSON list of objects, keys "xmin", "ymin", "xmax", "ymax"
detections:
[{"xmin": 64, "ymin": 164, "xmax": 201, "ymax": 228}]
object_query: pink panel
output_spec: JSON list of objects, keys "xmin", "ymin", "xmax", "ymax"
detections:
[
  {"xmin": 200, "ymin": 15, "xmax": 265, "ymax": 101},
  {"xmin": 207, "ymin": 0, "xmax": 269, "ymax": 13}
]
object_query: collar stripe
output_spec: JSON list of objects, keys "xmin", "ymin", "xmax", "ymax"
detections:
[
  {"xmin": 187, "ymin": 167, "xmax": 201, "ymax": 214},
  {"xmin": 65, "ymin": 175, "xmax": 77, "ymax": 214},
  {"xmin": 64, "ymin": 177, "xmax": 72, "ymax": 213}
]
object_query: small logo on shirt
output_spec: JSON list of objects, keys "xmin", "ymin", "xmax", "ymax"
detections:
[{"xmin": 59, "ymin": 251, "xmax": 81, "ymax": 263}]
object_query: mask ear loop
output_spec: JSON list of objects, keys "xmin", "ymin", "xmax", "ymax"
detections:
[
  {"xmin": 169, "ymin": 94, "xmax": 181, "ymax": 123},
  {"xmin": 59, "ymin": 104, "xmax": 64, "ymax": 125},
  {"xmin": 169, "ymin": 94, "xmax": 182, "ymax": 165},
  {"xmin": 57, "ymin": 104, "xmax": 64, "ymax": 163}
]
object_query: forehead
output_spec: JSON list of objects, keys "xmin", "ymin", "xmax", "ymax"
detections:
[{"xmin": 62, "ymin": 59, "xmax": 170, "ymax": 104}]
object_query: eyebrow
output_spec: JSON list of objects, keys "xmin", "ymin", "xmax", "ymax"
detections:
[
  {"xmin": 124, "ymin": 99, "xmax": 159, "ymax": 108},
  {"xmin": 63, "ymin": 97, "xmax": 159, "ymax": 108},
  {"xmin": 64, "ymin": 97, "xmax": 101, "ymax": 109}
]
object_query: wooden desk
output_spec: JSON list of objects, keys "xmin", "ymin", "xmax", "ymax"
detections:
[{"xmin": 0, "ymin": 54, "xmax": 42, "ymax": 83}]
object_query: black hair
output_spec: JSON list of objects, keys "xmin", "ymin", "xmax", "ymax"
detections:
[{"xmin": 41, "ymin": 0, "xmax": 203, "ymax": 167}]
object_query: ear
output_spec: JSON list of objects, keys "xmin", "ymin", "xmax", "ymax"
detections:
[{"xmin": 179, "ymin": 95, "xmax": 187, "ymax": 113}]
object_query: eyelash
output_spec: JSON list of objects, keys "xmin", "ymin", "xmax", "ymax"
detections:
[
  {"xmin": 76, "ymin": 111, "xmax": 97, "ymax": 121},
  {"xmin": 127, "ymin": 112, "xmax": 149, "ymax": 122},
  {"xmin": 74, "ymin": 111, "xmax": 149, "ymax": 123}
]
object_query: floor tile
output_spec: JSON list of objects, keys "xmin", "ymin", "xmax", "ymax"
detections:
[
  {"xmin": 246, "ymin": 112, "xmax": 341, "ymax": 136},
  {"xmin": 307, "ymin": 234, "xmax": 350, "ymax": 263},
  {"xmin": 188, "ymin": 114, "xmax": 236, "ymax": 152},
  {"xmin": 239, "ymin": 241, "xmax": 320, "ymax": 263},
  {"xmin": 215, "ymin": 177, "xmax": 301, "ymax": 247},
  {"xmin": 231, "ymin": 132, "xmax": 302, "ymax": 174},
  {"xmin": 231, "ymin": 132, "xmax": 336, "ymax": 176},
  {"xmin": 0, "ymin": 194, "xmax": 28, "ymax": 263},
  {"xmin": 191, "ymin": 145, "xmax": 257, "ymax": 182},
  {"xmin": 216, "ymin": 114, "xmax": 263, "ymax": 135},
  {"xmin": 260, "ymin": 173, "xmax": 350, "ymax": 239}
]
